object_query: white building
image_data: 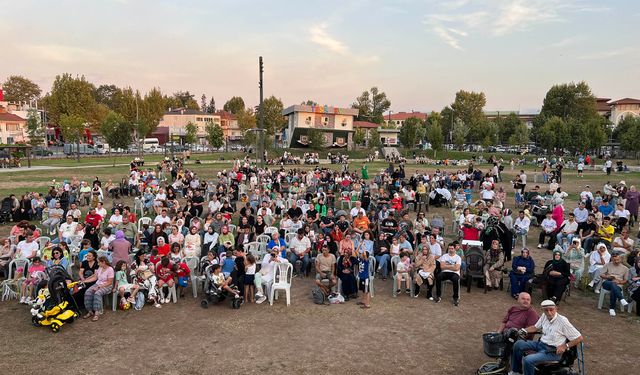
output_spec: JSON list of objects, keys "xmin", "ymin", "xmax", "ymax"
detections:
[{"xmin": 282, "ymin": 104, "xmax": 358, "ymax": 148}]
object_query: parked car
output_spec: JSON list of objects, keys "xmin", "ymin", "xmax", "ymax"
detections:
[{"xmin": 32, "ymin": 147, "xmax": 53, "ymax": 156}]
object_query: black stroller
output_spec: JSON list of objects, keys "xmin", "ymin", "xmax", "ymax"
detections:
[
  {"xmin": 200, "ymin": 265, "xmax": 243, "ymax": 310},
  {"xmin": 0, "ymin": 197, "xmax": 13, "ymax": 223},
  {"xmin": 31, "ymin": 265, "xmax": 82, "ymax": 333}
]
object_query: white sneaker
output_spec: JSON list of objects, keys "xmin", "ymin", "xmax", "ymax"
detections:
[
  {"xmin": 163, "ymin": 298, "xmax": 169, "ymax": 304},
  {"xmin": 620, "ymin": 299, "xmax": 629, "ymax": 307},
  {"xmin": 588, "ymin": 280, "xmax": 595, "ymax": 288},
  {"xmin": 25, "ymin": 297, "xmax": 32, "ymax": 304},
  {"xmin": 20, "ymin": 296, "xmax": 26, "ymax": 304},
  {"xmin": 508, "ymin": 372, "xmax": 522, "ymax": 375},
  {"xmin": 256, "ymin": 295, "xmax": 267, "ymax": 304},
  {"xmin": 537, "ymin": 244, "xmax": 542, "ymax": 249},
  {"xmin": 594, "ymin": 288, "xmax": 600, "ymax": 294},
  {"xmin": 609, "ymin": 309, "xmax": 616, "ymax": 317},
  {"xmin": 154, "ymin": 303, "xmax": 162, "ymax": 308}
]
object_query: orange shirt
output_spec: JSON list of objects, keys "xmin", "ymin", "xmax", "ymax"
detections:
[{"xmin": 353, "ymin": 216, "xmax": 370, "ymax": 231}]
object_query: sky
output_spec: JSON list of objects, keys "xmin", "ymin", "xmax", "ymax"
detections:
[{"xmin": 1, "ymin": 0, "xmax": 639, "ymax": 113}]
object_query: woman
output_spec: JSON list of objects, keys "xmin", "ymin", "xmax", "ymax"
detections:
[
  {"xmin": 47, "ymin": 246, "xmax": 69, "ymax": 269},
  {"xmin": 253, "ymin": 215, "xmax": 266, "ymax": 236},
  {"xmin": 83, "ymin": 256, "xmax": 114, "ymax": 321},
  {"xmin": 83, "ymin": 225, "xmax": 100, "ymax": 250},
  {"xmin": 624, "ymin": 185, "xmax": 639, "ymax": 227},
  {"xmin": 374, "ymin": 232, "xmax": 390, "ymax": 280},
  {"xmin": 337, "ymin": 251, "xmax": 358, "ymax": 300},
  {"xmin": 109, "ymin": 230, "xmax": 131, "ymax": 267},
  {"xmin": 628, "ymin": 257, "xmax": 640, "ymax": 316},
  {"xmin": 484, "ymin": 239, "xmax": 505, "ymax": 290},
  {"xmin": 543, "ymin": 250, "xmax": 571, "ymax": 303},
  {"xmin": 413, "ymin": 246, "xmax": 436, "ymax": 299},
  {"xmin": 108, "ymin": 208, "xmax": 123, "ymax": 228},
  {"xmin": 168, "ymin": 225, "xmax": 184, "ymax": 246},
  {"xmin": 184, "ymin": 226, "xmax": 202, "ymax": 258},
  {"xmin": 0, "ymin": 238, "xmax": 15, "ymax": 275},
  {"xmin": 74, "ymin": 250, "xmax": 99, "ymax": 313},
  {"xmin": 130, "ymin": 249, "xmax": 160, "ymax": 308},
  {"xmin": 564, "ymin": 238, "xmax": 585, "ymax": 287},
  {"xmin": 509, "ymin": 248, "xmax": 535, "ymax": 298},
  {"xmin": 356, "ymin": 231, "xmax": 374, "ymax": 256},
  {"xmin": 150, "ymin": 224, "xmax": 168, "ymax": 249},
  {"xmin": 339, "ymin": 232, "xmax": 355, "ymax": 256}
]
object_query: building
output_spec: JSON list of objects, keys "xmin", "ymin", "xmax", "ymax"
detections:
[
  {"xmin": 216, "ymin": 110, "xmax": 242, "ymax": 144},
  {"xmin": 353, "ymin": 121, "xmax": 400, "ymax": 146},
  {"xmin": 282, "ymin": 104, "xmax": 358, "ymax": 148},
  {"xmin": 484, "ymin": 110, "xmax": 538, "ymax": 128},
  {"xmin": 0, "ymin": 106, "xmax": 27, "ymax": 144},
  {"xmin": 609, "ymin": 98, "xmax": 640, "ymax": 126},
  {"xmin": 157, "ymin": 108, "xmax": 221, "ymax": 144},
  {"xmin": 383, "ymin": 111, "xmax": 428, "ymax": 128},
  {"xmin": 596, "ymin": 98, "xmax": 612, "ymax": 119}
]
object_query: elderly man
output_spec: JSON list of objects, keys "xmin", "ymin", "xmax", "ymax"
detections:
[
  {"xmin": 254, "ymin": 248, "xmax": 289, "ymax": 304},
  {"xmin": 509, "ymin": 300, "xmax": 583, "ymax": 375},
  {"xmin": 556, "ymin": 213, "xmax": 578, "ymax": 249},
  {"xmin": 53, "ymin": 215, "xmax": 77, "ymax": 244},
  {"xmin": 288, "ymin": 228, "xmax": 311, "ymax": 277},
  {"xmin": 537, "ymin": 212, "xmax": 557, "ymax": 249},
  {"xmin": 349, "ymin": 200, "xmax": 366, "ymax": 218}
]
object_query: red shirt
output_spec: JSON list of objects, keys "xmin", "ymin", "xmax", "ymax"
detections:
[
  {"xmin": 461, "ymin": 226, "xmax": 479, "ymax": 241},
  {"xmin": 175, "ymin": 262, "xmax": 190, "ymax": 277},
  {"xmin": 502, "ymin": 306, "xmax": 539, "ymax": 330},
  {"xmin": 85, "ymin": 213, "xmax": 102, "ymax": 228},
  {"xmin": 156, "ymin": 264, "xmax": 174, "ymax": 282},
  {"xmin": 157, "ymin": 244, "xmax": 170, "ymax": 257}
]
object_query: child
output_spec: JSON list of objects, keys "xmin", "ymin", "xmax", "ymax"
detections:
[
  {"xmin": 19, "ymin": 256, "xmax": 46, "ymax": 304},
  {"xmin": 390, "ymin": 237, "xmax": 401, "ymax": 257},
  {"xmin": 115, "ymin": 260, "xmax": 139, "ymax": 305},
  {"xmin": 577, "ymin": 161, "xmax": 584, "ymax": 177},
  {"xmin": 210, "ymin": 264, "xmax": 240, "ymax": 299},
  {"xmin": 149, "ymin": 248, "xmax": 161, "ymax": 266},
  {"xmin": 169, "ymin": 243, "xmax": 183, "ymax": 263},
  {"xmin": 78, "ymin": 239, "xmax": 93, "ymax": 262},
  {"xmin": 155, "ymin": 257, "xmax": 175, "ymax": 304},
  {"xmin": 395, "ymin": 251, "xmax": 412, "ymax": 294},
  {"xmin": 172, "ymin": 261, "xmax": 191, "ymax": 298},
  {"xmin": 243, "ymin": 254, "xmax": 256, "ymax": 303},
  {"xmin": 221, "ymin": 250, "xmax": 235, "ymax": 278},
  {"xmin": 357, "ymin": 251, "xmax": 371, "ymax": 308}
]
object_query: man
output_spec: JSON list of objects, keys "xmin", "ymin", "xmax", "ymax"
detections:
[
  {"xmin": 599, "ymin": 252, "xmax": 630, "ymax": 316},
  {"xmin": 42, "ymin": 201, "xmax": 64, "ymax": 234},
  {"xmin": 208, "ymin": 195, "xmax": 222, "ymax": 215},
  {"xmin": 267, "ymin": 232, "xmax": 287, "ymax": 258},
  {"xmin": 612, "ymin": 228, "xmax": 634, "ymax": 254},
  {"xmin": 54, "ymin": 215, "xmax": 77, "ymax": 244},
  {"xmin": 288, "ymin": 228, "xmax": 311, "ymax": 277},
  {"xmin": 16, "ymin": 232, "xmax": 39, "ymax": 260},
  {"xmin": 79, "ymin": 181, "xmax": 91, "ymax": 206},
  {"xmin": 573, "ymin": 201, "xmax": 588, "ymax": 225},
  {"xmin": 556, "ymin": 213, "xmax": 578, "ymax": 248},
  {"xmin": 95, "ymin": 201, "xmax": 108, "ymax": 220},
  {"xmin": 499, "ymin": 292, "xmax": 539, "ymax": 333},
  {"xmin": 519, "ymin": 170, "xmax": 527, "ymax": 192},
  {"xmin": 352, "ymin": 210, "xmax": 370, "ymax": 234},
  {"xmin": 314, "ymin": 243, "xmax": 337, "ymax": 294},
  {"xmin": 116, "ymin": 215, "xmax": 139, "ymax": 247},
  {"xmin": 254, "ymin": 248, "xmax": 289, "ymax": 304},
  {"xmin": 435, "ymin": 243, "xmax": 461, "ymax": 306},
  {"xmin": 579, "ymin": 185, "xmax": 593, "ymax": 207},
  {"xmin": 381, "ymin": 212, "xmax": 398, "ymax": 239},
  {"xmin": 191, "ymin": 190, "xmax": 205, "ymax": 217},
  {"xmin": 514, "ymin": 211, "xmax": 530, "ymax": 237},
  {"xmin": 598, "ymin": 200, "xmax": 614, "ymax": 217},
  {"xmin": 509, "ymin": 300, "xmax": 583, "ymax": 375},
  {"xmin": 84, "ymin": 207, "xmax": 102, "ymax": 229},
  {"xmin": 349, "ymin": 200, "xmax": 366, "ymax": 218},
  {"xmin": 153, "ymin": 209, "xmax": 171, "ymax": 225},
  {"xmin": 66, "ymin": 202, "xmax": 82, "ymax": 222},
  {"xmin": 287, "ymin": 200, "xmax": 302, "ymax": 220},
  {"xmin": 594, "ymin": 216, "xmax": 615, "ymax": 246},
  {"xmin": 578, "ymin": 213, "xmax": 597, "ymax": 251},
  {"xmin": 537, "ymin": 212, "xmax": 557, "ymax": 249},
  {"xmin": 319, "ymin": 208, "xmax": 335, "ymax": 235}
]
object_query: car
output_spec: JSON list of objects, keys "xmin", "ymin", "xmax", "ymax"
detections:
[{"xmin": 32, "ymin": 147, "xmax": 53, "ymax": 156}]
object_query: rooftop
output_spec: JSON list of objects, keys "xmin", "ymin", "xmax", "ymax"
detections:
[
  {"xmin": 165, "ymin": 107, "xmax": 212, "ymax": 116},
  {"xmin": 386, "ymin": 111, "xmax": 427, "ymax": 121},
  {"xmin": 353, "ymin": 121, "xmax": 380, "ymax": 129},
  {"xmin": 610, "ymin": 98, "xmax": 640, "ymax": 105},
  {"xmin": 215, "ymin": 110, "xmax": 236, "ymax": 120},
  {"xmin": 282, "ymin": 104, "xmax": 359, "ymax": 116},
  {"xmin": 0, "ymin": 112, "xmax": 26, "ymax": 122}
]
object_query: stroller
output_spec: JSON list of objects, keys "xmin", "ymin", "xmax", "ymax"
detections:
[
  {"xmin": 31, "ymin": 265, "xmax": 82, "ymax": 333},
  {"xmin": 0, "ymin": 197, "xmax": 12, "ymax": 223},
  {"xmin": 199, "ymin": 265, "xmax": 243, "ymax": 310}
]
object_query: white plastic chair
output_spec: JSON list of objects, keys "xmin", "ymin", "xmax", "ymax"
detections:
[
  {"xmin": 296, "ymin": 199, "xmax": 307, "ymax": 207},
  {"xmin": 137, "ymin": 217, "xmax": 152, "ymax": 233},
  {"xmin": 597, "ymin": 287, "xmax": 628, "ymax": 312},
  {"xmin": 185, "ymin": 257, "xmax": 200, "ymax": 298},
  {"xmin": 37, "ymin": 236, "xmax": 51, "ymax": 252},
  {"xmin": 264, "ymin": 226, "xmax": 278, "ymax": 236},
  {"xmin": 227, "ymin": 224, "xmax": 237, "ymax": 235},
  {"xmin": 340, "ymin": 191, "xmax": 351, "ymax": 210},
  {"xmin": 257, "ymin": 234, "xmax": 271, "ymax": 244},
  {"xmin": 285, "ymin": 233, "xmax": 297, "ymax": 246},
  {"xmin": 269, "ymin": 262, "xmax": 293, "ymax": 306},
  {"xmin": 245, "ymin": 242, "xmax": 261, "ymax": 257}
]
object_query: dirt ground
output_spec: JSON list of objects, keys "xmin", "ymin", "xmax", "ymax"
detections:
[{"xmin": 1, "ymin": 164, "xmax": 639, "ymax": 374}]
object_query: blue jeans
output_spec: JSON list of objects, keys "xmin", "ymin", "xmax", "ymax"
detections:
[
  {"xmin": 602, "ymin": 280, "xmax": 624, "ymax": 309},
  {"xmin": 511, "ymin": 340, "xmax": 561, "ymax": 375},
  {"xmin": 556, "ymin": 233, "xmax": 574, "ymax": 248},
  {"xmin": 509, "ymin": 273, "xmax": 531, "ymax": 296},
  {"xmin": 375, "ymin": 254, "xmax": 390, "ymax": 278},
  {"xmin": 287, "ymin": 253, "xmax": 309, "ymax": 276}
]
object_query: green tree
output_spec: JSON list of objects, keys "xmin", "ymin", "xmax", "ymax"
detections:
[
  {"xmin": 399, "ymin": 117, "xmax": 425, "ymax": 148},
  {"xmin": 426, "ymin": 122, "xmax": 444, "ymax": 156},
  {"xmin": 100, "ymin": 111, "xmax": 133, "ymax": 166},
  {"xmin": 44, "ymin": 73, "xmax": 96, "ymax": 125},
  {"xmin": 539, "ymin": 81, "xmax": 598, "ymax": 124},
  {"xmin": 26, "ymin": 109, "xmax": 45, "ymax": 147},
  {"xmin": 261, "ymin": 96, "xmax": 287, "ymax": 136},
  {"xmin": 223, "ymin": 96, "xmax": 245, "ymax": 115},
  {"xmin": 237, "ymin": 108, "xmax": 257, "ymax": 147},
  {"xmin": 94, "ymin": 84, "xmax": 121, "ymax": 108},
  {"xmin": 509, "ymin": 123, "xmax": 530, "ymax": 150},
  {"xmin": 440, "ymin": 106, "xmax": 454, "ymax": 142},
  {"xmin": 353, "ymin": 128, "xmax": 366, "ymax": 147},
  {"xmin": 2, "ymin": 75, "xmax": 41, "ymax": 102},
  {"xmin": 451, "ymin": 119, "xmax": 468, "ymax": 149},
  {"xmin": 200, "ymin": 94, "xmax": 207, "ymax": 112},
  {"xmin": 184, "ymin": 122, "xmax": 198, "ymax": 146},
  {"xmin": 301, "ymin": 100, "xmax": 318, "ymax": 106},
  {"xmin": 307, "ymin": 128, "xmax": 326, "ymax": 150},
  {"xmin": 59, "ymin": 114, "xmax": 86, "ymax": 162},
  {"xmin": 205, "ymin": 123, "xmax": 224, "ymax": 149},
  {"xmin": 619, "ymin": 118, "xmax": 640, "ymax": 160},
  {"xmin": 612, "ymin": 115, "xmax": 639, "ymax": 141},
  {"xmin": 206, "ymin": 97, "xmax": 216, "ymax": 114},
  {"xmin": 450, "ymin": 90, "xmax": 486, "ymax": 143},
  {"xmin": 172, "ymin": 91, "xmax": 199, "ymax": 109},
  {"xmin": 369, "ymin": 128, "xmax": 382, "ymax": 148},
  {"xmin": 351, "ymin": 87, "xmax": 391, "ymax": 124},
  {"xmin": 538, "ymin": 117, "xmax": 562, "ymax": 152},
  {"xmin": 501, "ymin": 112, "xmax": 522, "ymax": 144}
]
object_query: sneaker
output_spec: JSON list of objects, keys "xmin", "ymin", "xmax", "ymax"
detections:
[
  {"xmin": 413, "ymin": 293, "xmax": 419, "ymax": 298},
  {"xmin": 20, "ymin": 296, "xmax": 26, "ymax": 304},
  {"xmin": 154, "ymin": 303, "xmax": 162, "ymax": 308},
  {"xmin": 25, "ymin": 297, "xmax": 32, "ymax": 304},
  {"xmin": 405, "ymin": 289, "xmax": 410, "ymax": 294},
  {"xmin": 256, "ymin": 295, "xmax": 267, "ymax": 304},
  {"xmin": 537, "ymin": 244, "xmax": 542, "ymax": 249},
  {"xmin": 434, "ymin": 297, "xmax": 442, "ymax": 303},
  {"xmin": 428, "ymin": 296, "xmax": 434, "ymax": 301},
  {"xmin": 594, "ymin": 288, "xmax": 600, "ymax": 294},
  {"xmin": 163, "ymin": 298, "xmax": 169, "ymax": 304},
  {"xmin": 609, "ymin": 309, "xmax": 616, "ymax": 317},
  {"xmin": 620, "ymin": 299, "xmax": 629, "ymax": 307},
  {"xmin": 588, "ymin": 280, "xmax": 595, "ymax": 288},
  {"xmin": 234, "ymin": 294, "xmax": 240, "ymax": 299},
  {"xmin": 396, "ymin": 289, "xmax": 401, "ymax": 294},
  {"xmin": 127, "ymin": 297, "xmax": 135, "ymax": 303},
  {"xmin": 454, "ymin": 299, "xmax": 460, "ymax": 306}
]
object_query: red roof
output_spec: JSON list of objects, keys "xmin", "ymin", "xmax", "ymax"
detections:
[
  {"xmin": 353, "ymin": 121, "xmax": 380, "ymax": 129},
  {"xmin": 387, "ymin": 111, "xmax": 427, "ymax": 121},
  {"xmin": 596, "ymin": 98, "xmax": 612, "ymax": 112},
  {"xmin": 215, "ymin": 110, "xmax": 236, "ymax": 120},
  {"xmin": 610, "ymin": 98, "xmax": 640, "ymax": 105},
  {"xmin": 0, "ymin": 112, "xmax": 26, "ymax": 122}
]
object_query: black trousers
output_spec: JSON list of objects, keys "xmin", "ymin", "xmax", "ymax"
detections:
[
  {"xmin": 436, "ymin": 272, "xmax": 460, "ymax": 299},
  {"xmin": 538, "ymin": 231, "xmax": 556, "ymax": 248},
  {"xmin": 545, "ymin": 277, "xmax": 567, "ymax": 301}
]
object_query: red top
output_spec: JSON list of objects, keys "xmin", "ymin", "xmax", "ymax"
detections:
[
  {"xmin": 461, "ymin": 226, "xmax": 479, "ymax": 241},
  {"xmin": 502, "ymin": 306, "xmax": 539, "ymax": 330},
  {"xmin": 157, "ymin": 244, "xmax": 170, "ymax": 257},
  {"xmin": 85, "ymin": 213, "xmax": 102, "ymax": 228}
]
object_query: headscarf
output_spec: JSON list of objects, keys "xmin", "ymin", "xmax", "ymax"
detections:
[
  {"xmin": 552, "ymin": 250, "xmax": 563, "ymax": 265},
  {"xmin": 115, "ymin": 230, "xmax": 125, "ymax": 240}
]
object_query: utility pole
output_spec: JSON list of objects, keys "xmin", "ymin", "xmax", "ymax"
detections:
[{"xmin": 257, "ymin": 56, "xmax": 265, "ymax": 166}]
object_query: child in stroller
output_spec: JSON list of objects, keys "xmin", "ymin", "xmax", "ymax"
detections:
[{"xmin": 200, "ymin": 264, "xmax": 242, "ymax": 309}]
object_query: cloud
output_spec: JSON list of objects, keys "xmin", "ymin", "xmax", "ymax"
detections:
[
  {"xmin": 493, "ymin": 0, "xmax": 562, "ymax": 36},
  {"xmin": 21, "ymin": 44, "xmax": 103, "ymax": 64},
  {"xmin": 433, "ymin": 27, "xmax": 463, "ymax": 50},
  {"xmin": 309, "ymin": 23, "xmax": 348, "ymax": 55},
  {"xmin": 549, "ymin": 36, "xmax": 582, "ymax": 48},
  {"xmin": 577, "ymin": 47, "xmax": 637, "ymax": 60}
]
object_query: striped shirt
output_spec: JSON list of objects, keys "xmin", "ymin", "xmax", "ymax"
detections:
[{"xmin": 535, "ymin": 313, "xmax": 581, "ymax": 347}]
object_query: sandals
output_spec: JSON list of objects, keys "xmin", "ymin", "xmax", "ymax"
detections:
[
  {"xmin": 91, "ymin": 315, "xmax": 99, "ymax": 322},
  {"xmin": 83, "ymin": 312, "xmax": 93, "ymax": 319}
]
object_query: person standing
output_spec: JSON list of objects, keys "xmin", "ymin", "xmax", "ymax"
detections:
[{"xmin": 509, "ymin": 300, "xmax": 583, "ymax": 375}]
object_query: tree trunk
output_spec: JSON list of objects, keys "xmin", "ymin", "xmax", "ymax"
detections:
[{"xmin": 76, "ymin": 139, "xmax": 80, "ymax": 163}]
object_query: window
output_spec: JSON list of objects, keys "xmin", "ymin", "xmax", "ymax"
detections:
[
  {"xmin": 300, "ymin": 135, "xmax": 309, "ymax": 142},
  {"xmin": 6, "ymin": 124, "xmax": 20, "ymax": 131},
  {"xmin": 204, "ymin": 117, "xmax": 212, "ymax": 122},
  {"xmin": 305, "ymin": 116, "xmax": 312, "ymax": 125},
  {"xmin": 196, "ymin": 117, "xmax": 203, "ymax": 122},
  {"xmin": 6, "ymin": 137, "xmax": 14, "ymax": 144},
  {"xmin": 341, "ymin": 120, "xmax": 347, "ymax": 127},
  {"xmin": 323, "ymin": 117, "xmax": 329, "ymax": 126}
]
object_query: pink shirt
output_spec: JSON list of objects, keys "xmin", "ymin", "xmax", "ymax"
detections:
[
  {"xmin": 96, "ymin": 266, "xmax": 114, "ymax": 285},
  {"xmin": 552, "ymin": 205, "xmax": 564, "ymax": 228}
]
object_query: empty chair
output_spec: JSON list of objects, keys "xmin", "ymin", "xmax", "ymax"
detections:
[
  {"xmin": 269, "ymin": 262, "xmax": 293, "ymax": 306},
  {"xmin": 185, "ymin": 257, "xmax": 200, "ymax": 298},
  {"xmin": 264, "ymin": 227, "xmax": 278, "ymax": 236},
  {"xmin": 465, "ymin": 247, "xmax": 486, "ymax": 293}
]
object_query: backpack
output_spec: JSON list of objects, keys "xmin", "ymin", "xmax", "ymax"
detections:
[
  {"xmin": 311, "ymin": 287, "xmax": 326, "ymax": 305},
  {"xmin": 134, "ymin": 290, "xmax": 145, "ymax": 310}
]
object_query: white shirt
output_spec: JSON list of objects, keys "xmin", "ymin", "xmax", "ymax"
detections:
[
  {"xmin": 560, "ymin": 220, "xmax": 578, "ymax": 235},
  {"xmin": 154, "ymin": 215, "xmax": 171, "ymax": 225},
  {"xmin": 519, "ymin": 173, "xmax": 527, "ymax": 184},
  {"xmin": 208, "ymin": 200, "xmax": 222, "ymax": 213},
  {"xmin": 573, "ymin": 208, "xmax": 588, "ymax": 223},
  {"xmin": 96, "ymin": 207, "xmax": 107, "ymax": 219},
  {"xmin": 289, "ymin": 236, "xmax": 311, "ymax": 255},
  {"xmin": 16, "ymin": 240, "xmax": 39, "ymax": 259},
  {"xmin": 541, "ymin": 218, "xmax": 557, "ymax": 233},
  {"xmin": 439, "ymin": 253, "xmax": 461, "ymax": 275},
  {"xmin": 589, "ymin": 250, "xmax": 611, "ymax": 273},
  {"xmin": 535, "ymin": 313, "xmax": 581, "ymax": 347},
  {"xmin": 614, "ymin": 209, "xmax": 630, "ymax": 219},
  {"xmin": 514, "ymin": 217, "xmax": 531, "ymax": 232},
  {"xmin": 579, "ymin": 191, "xmax": 593, "ymax": 203},
  {"xmin": 350, "ymin": 207, "xmax": 366, "ymax": 218},
  {"xmin": 428, "ymin": 242, "xmax": 442, "ymax": 258},
  {"xmin": 481, "ymin": 189, "xmax": 495, "ymax": 200},
  {"xmin": 59, "ymin": 221, "xmax": 78, "ymax": 238}
]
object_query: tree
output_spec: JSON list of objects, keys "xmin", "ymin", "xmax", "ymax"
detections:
[
  {"xmin": 206, "ymin": 97, "xmax": 216, "ymax": 114},
  {"xmin": 59, "ymin": 114, "xmax": 86, "ymax": 162},
  {"xmin": 237, "ymin": 108, "xmax": 257, "ymax": 147},
  {"xmin": 351, "ymin": 87, "xmax": 391, "ymax": 124},
  {"xmin": 369, "ymin": 128, "xmax": 382, "ymax": 148},
  {"xmin": 301, "ymin": 100, "xmax": 318, "ymax": 106},
  {"xmin": 440, "ymin": 106, "xmax": 454, "ymax": 142},
  {"xmin": 399, "ymin": 117, "xmax": 425, "ymax": 148},
  {"xmin": 539, "ymin": 81, "xmax": 597, "ymax": 124},
  {"xmin": 509, "ymin": 123, "xmax": 530, "ymax": 150},
  {"xmin": 426, "ymin": 122, "xmax": 444, "ymax": 156},
  {"xmin": 100, "ymin": 111, "xmax": 133, "ymax": 166},
  {"xmin": 2, "ymin": 75, "xmax": 41, "ymax": 102},
  {"xmin": 200, "ymin": 94, "xmax": 207, "ymax": 112},
  {"xmin": 205, "ymin": 123, "xmax": 224, "ymax": 149},
  {"xmin": 450, "ymin": 90, "xmax": 486, "ymax": 143},
  {"xmin": 26, "ymin": 109, "xmax": 45, "ymax": 147},
  {"xmin": 353, "ymin": 128, "xmax": 366, "ymax": 147},
  {"xmin": 307, "ymin": 128, "xmax": 326, "ymax": 150},
  {"xmin": 451, "ymin": 119, "xmax": 468, "ymax": 149},
  {"xmin": 261, "ymin": 96, "xmax": 287, "ymax": 136},
  {"xmin": 500, "ymin": 112, "xmax": 522, "ymax": 144},
  {"xmin": 538, "ymin": 117, "xmax": 562, "ymax": 153},
  {"xmin": 223, "ymin": 96, "xmax": 245, "ymax": 115},
  {"xmin": 619, "ymin": 118, "xmax": 640, "ymax": 160},
  {"xmin": 184, "ymin": 122, "xmax": 198, "ymax": 145},
  {"xmin": 140, "ymin": 88, "xmax": 165, "ymax": 135},
  {"xmin": 172, "ymin": 91, "xmax": 199, "ymax": 109},
  {"xmin": 94, "ymin": 84, "xmax": 121, "ymax": 108},
  {"xmin": 612, "ymin": 115, "xmax": 639, "ymax": 142},
  {"xmin": 43, "ymin": 73, "xmax": 96, "ymax": 125}
]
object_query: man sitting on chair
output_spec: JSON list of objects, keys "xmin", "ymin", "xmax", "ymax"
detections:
[
  {"xmin": 509, "ymin": 300, "xmax": 583, "ymax": 375},
  {"xmin": 434, "ymin": 243, "xmax": 461, "ymax": 306},
  {"xmin": 314, "ymin": 244, "xmax": 337, "ymax": 294}
]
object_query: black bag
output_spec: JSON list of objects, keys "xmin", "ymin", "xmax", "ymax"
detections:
[{"xmin": 311, "ymin": 287, "xmax": 326, "ymax": 305}]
